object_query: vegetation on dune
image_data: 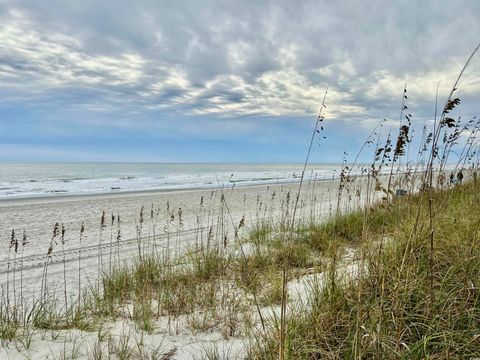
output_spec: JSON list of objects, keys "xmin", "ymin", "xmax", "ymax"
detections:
[{"xmin": 249, "ymin": 180, "xmax": 480, "ymax": 359}]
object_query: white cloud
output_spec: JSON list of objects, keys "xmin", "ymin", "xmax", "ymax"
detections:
[{"xmin": 0, "ymin": 0, "xmax": 479, "ymax": 126}]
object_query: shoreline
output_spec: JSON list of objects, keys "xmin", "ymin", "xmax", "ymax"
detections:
[
  {"xmin": 0, "ymin": 162, "xmax": 349, "ymax": 203},
  {"xmin": 0, "ymin": 177, "xmax": 339, "ymax": 206},
  {"xmin": 0, "ymin": 179, "xmax": 300, "ymax": 205},
  {"xmin": 0, "ymin": 165, "xmax": 436, "ymax": 205}
]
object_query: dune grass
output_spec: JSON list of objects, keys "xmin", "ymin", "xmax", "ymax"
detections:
[{"xmin": 247, "ymin": 180, "xmax": 480, "ymax": 359}]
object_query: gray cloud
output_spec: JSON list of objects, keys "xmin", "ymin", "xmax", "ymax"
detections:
[{"xmin": 1, "ymin": 0, "xmax": 479, "ymax": 127}]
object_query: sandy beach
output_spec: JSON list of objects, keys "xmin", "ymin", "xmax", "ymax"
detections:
[{"xmin": 0, "ymin": 178, "xmax": 356, "ymax": 298}]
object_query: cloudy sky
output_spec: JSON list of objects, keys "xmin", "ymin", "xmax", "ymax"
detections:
[{"xmin": 0, "ymin": 0, "xmax": 479, "ymax": 163}]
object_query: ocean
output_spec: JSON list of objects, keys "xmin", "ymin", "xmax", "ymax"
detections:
[{"xmin": 0, "ymin": 162, "xmax": 346, "ymax": 199}]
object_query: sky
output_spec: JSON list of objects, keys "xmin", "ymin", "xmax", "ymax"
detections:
[{"xmin": 0, "ymin": 0, "xmax": 479, "ymax": 163}]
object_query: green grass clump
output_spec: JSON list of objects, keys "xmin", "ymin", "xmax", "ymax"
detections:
[{"xmin": 97, "ymin": 249, "xmax": 226, "ymax": 322}]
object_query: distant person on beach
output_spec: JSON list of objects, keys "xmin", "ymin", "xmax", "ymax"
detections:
[
  {"xmin": 449, "ymin": 172, "xmax": 455, "ymax": 185},
  {"xmin": 457, "ymin": 170, "xmax": 464, "ymax": 184}
]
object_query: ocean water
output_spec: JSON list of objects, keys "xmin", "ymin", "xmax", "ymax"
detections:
[{"xmin": 0, "ymin": 163, "xmax": 346, "ymax": 199}]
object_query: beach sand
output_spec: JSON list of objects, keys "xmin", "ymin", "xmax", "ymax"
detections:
[{"xmin": 0, "ymin": 177, "xmax": 369, "ymax": 297}]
